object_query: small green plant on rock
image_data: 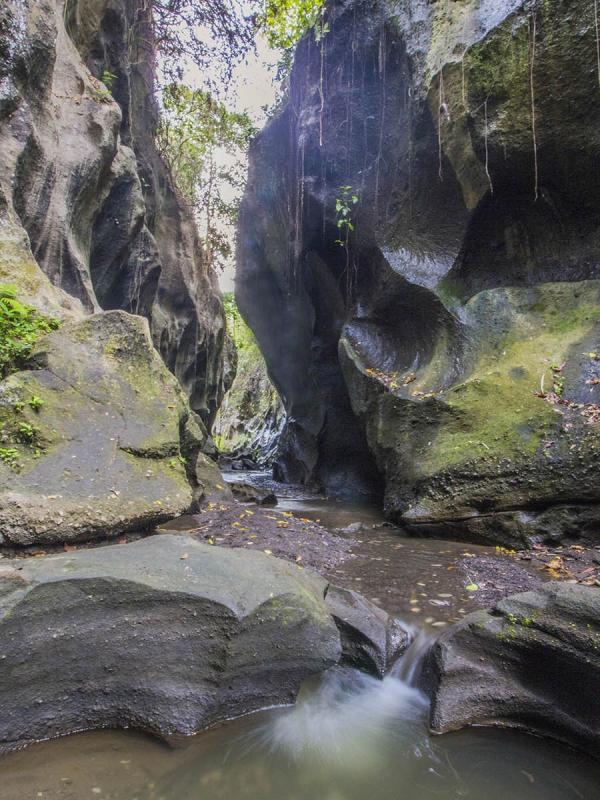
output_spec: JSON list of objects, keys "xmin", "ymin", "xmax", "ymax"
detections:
[
  {"xmin": 0, "ymin": 284, "xmax": 60, "ymax": 377},
  {"xmin": 551, "ymin": 363, "xmax": 565, "ymax": 396},
  {"xmin": 0, "ymin": 447, "xmax": 19, "ymax": 470},
  {"xmin": 335, "ymin": 186, "xmax": 358, "ymax": 247},
  {"xmin": 17, "ymin": 421, "xmax": 39, "ymax": 444},
  {"xmin": 101, "ymin": 70, "xmax": 117, "ymax": 92},
  {"xmin": 29, "ymin": 395, "xmax": 44, "ymax": 411}
]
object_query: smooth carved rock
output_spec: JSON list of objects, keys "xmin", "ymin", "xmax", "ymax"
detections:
[
  {"xmin": 0, "ymin": 311, "xmax": 218, "ymax": 545},
  {"xmin": 425, "ymin": 584, "xmax": 600, "ymax": 759},
  {"xmin": 0, "ymin": 0, "xmax": 227, "ymax": 424},
  {"xmin": 0, "ymin": 535, "xmax": 407, "ymax": 752},
  {"xmin": 237, "ymin": 0, "xmax": 600, "ymax": 543}
]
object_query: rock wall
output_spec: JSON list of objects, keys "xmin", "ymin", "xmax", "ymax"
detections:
[
  {"xmin": 214, "ymin": 299, "xmax": 284, "ymax": 466},
  {"xmin": 0, "ymin": 0, "xmax": 227, "ymax": 426},
  {"xmin": 237, "ymin": 0, "xmax": 600, "ymax": 541}
]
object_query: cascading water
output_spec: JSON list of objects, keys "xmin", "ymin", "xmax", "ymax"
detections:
[
  {"xmin": 1, "ymin": 621, "xmax": 600, "ymax": 799},
  {"xmin": 252, "ymin": 626, "xmax": 433, "ymax": 771}
]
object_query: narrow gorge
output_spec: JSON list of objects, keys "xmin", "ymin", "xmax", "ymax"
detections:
[{"xmin": 0, "ymin": 0, "xmax": 599, "ymax": 797}]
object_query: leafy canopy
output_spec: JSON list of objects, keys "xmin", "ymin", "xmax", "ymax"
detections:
[
  {"xmin": 151, "ymin": 0, "xmax": 326, "ymax": 82},
  {"xmin": 261, "ymin": 0, "xmax": 325, "ymax": 50},
  {"xmin": 151, "ymin": 0, "xmax": 257, "ymax": 83},
  {"xmin": 157, "ymin": 84, "xmax": 257, "ymax": 270}
]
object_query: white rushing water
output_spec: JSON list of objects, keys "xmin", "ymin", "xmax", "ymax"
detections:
[{"xmin": 1, "ymin": 626, "xmax": 600, "ymax": 799}]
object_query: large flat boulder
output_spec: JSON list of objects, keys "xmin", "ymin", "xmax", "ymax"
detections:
[
  {"xmin": 426, "ymin": 584, "xmax": 600, "ymax": 758},
  {"xmin": 0, "ymin": 534, "xmax": 405, "ymax": 751},
  {"xmin": 0, "ymin": 311, "xmax": 221, "ymax": 545}
]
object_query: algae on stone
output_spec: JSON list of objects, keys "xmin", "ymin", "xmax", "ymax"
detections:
[{"xmin": 0, "ymin": 311, "xmax": 200, "ymax": 545}]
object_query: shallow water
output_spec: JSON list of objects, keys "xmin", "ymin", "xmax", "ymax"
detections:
[
  {"xmin": 225, "ymin": 470, "xmax": 542, "ymax": 628},
  {"xmin": 2, "ymin": 657, "xmax": 599, "ymax": 800},
  {"xmin": 1, "ymin": 473, "xmax": 590, "ymax": 799}
]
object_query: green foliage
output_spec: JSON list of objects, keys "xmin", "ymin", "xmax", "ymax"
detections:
[
  {"xmin": 16, "ymin": 421, "xmax": 38, "ymax": 444},
  {"xmin": 262, "ymin": 0, "xmax": 325, "ymax": 49},
  {"xmin": 100, "ymin": 70, "xmax": 117, "ymax": 93},
  {"xmin": 156, "ymin": 84, "xmax": 256, "ymax": 271},
  {"xmin": 335, "ymin": 186, "xmax": 359, "ymax": 246},
  {"xmin": 223, "ymin": 292, "xmax": 259, "ymax": 354},
  {"xmin": 0, "ymin": 284, "xmax": 59, "ymax": 377},
  {"xmin": 0, "ymin": 447, "xmax": 19, "ymax": 469},
  {"xmin": 29, "ymin": 395, "xmax": 44, "ymax": 412}
]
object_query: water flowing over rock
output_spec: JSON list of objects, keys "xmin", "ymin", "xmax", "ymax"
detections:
[
  {"xmin": 0, "ymin": 0, "xmax": 227, "ymax": 425},
  {"xmin": 426, "ymin": 583, "xmax": 600, "ymax": 759},
  {"xmin": 237, "ymin": 0, "xmax": 600, "ymax": 543},
  {"xmin": 0, "ymin": 534, "xmax": 407, "ymax": 752}
]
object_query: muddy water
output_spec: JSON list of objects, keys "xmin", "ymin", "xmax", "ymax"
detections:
[
  {"xmin": 1, "ymin": 663, "xmax": 599, "ymax": 800},
  {"xmin": 1, "ymin": 473, "xmax": 595, "ymax": 800},
  {"xmin": 239, "ymin": 472, "xmax": 543, "ymax": 628}
]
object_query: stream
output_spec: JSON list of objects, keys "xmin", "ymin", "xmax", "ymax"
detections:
[{"xmin": 1, "ymin": 475, "xmax": 599, "ymax": 799}]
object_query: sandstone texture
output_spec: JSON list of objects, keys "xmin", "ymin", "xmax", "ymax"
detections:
[
  {"xmin": 0, "ymin": 534, "xmax": 406, "ymax": 751},
  {"xmin": 238, "ymin": 0, "xmax": 600, "ymax": 543},
  {"xmin": 0, "ymin": 311, "xmax": 228, "ymax": 545},
  {"xmin": 1, "ymin": 0, "xmax": 227, "ymax": 424},
  {"xmin": 426, "ymin": 583, "xmax": 600, "ymax": 759}
]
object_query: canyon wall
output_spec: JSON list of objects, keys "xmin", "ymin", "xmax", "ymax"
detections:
[
  {"xmin": 1, "ymin": 0, "xmax": 227, "ymax": 426},
  {"xmin": 237, "ymin": 0, "xmax": 600, "ymax": 543},
  {"xmin": 0, "ymin": 0, "xmax": 228, "ymax": 543}
]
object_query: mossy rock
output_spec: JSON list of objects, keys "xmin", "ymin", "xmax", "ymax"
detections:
[
  {"xmin": 0, "ymin": 311, "xmax": 198, "ymax": 545},
  {"xmin": 346, "ymin": 281, "xmax": 600, "ymax": 545}
]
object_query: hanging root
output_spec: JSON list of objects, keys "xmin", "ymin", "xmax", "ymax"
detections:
[
  {"xmin": 484, "ymin": 98, "xmax": 493, "ymax": 196},
  {"xmin": 461, "ymin": 47, "xmax": 469, "ymax": 111},
  {"xmin": 438, "ymin": 69, "xmax": 445, "ymax": 181},
  {"xmin": 595, "ymin": 0, "xmax": 600, "ymax": 87},
  {"xmin": 529, "ymin": 12, "xmax": 539, "ymax": 202}
]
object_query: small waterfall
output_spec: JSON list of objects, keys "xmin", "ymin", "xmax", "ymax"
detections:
[
  {"xmin": 392, "ymin": 626, "xmax": 434, "ymax": 687},
  {"xmin": 253, "ymin": 622, "xmax": 434, "ymax": 769}
]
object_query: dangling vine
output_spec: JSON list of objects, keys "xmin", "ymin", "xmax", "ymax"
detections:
[
  {"xmin": 595, "ymin": 0, "xmax": 600, "ymax": 87},
  {"xmin": 335, "ymin": 186, "xmax": 359, "ymax": 296},
  {"xmin": 438, "ymin": 68, "xmax": 446, "ymax": 182},
  {"xmin": 315, "ymin": 7, "xmax": 329, "ymax": 147},
  {"xmin": 374, "ymin": 21, "xmax": 387, "ymax": 215},
  {"xmin": 484, "ymin": 97, "xmax": 494, "ymax": 196},
  {"xmin": 529, "ymin": 12, "xmax": 539, "ymax": 202},
  {"xmin": 461, "ymin": 48, "xmax": 469, "ymax": 112}
]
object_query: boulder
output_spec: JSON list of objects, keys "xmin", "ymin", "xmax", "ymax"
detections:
[
  {"xmin": 0, "ymin": 534, "xmax": 407, "ymax": 752},
  {"xmin": 0, "ymin": 311, "xmax": 204, "ymax": 545},
  {"xmin": 325, "ymin": 585, "xmax": 410, "ymax": 677},
  {"xmin": 426, "ymin": 584, "xmax": 600, "ymax": 758},
  {"xmin": 229, "ymin": 480, "xmax": 278, "ymax": 506}
]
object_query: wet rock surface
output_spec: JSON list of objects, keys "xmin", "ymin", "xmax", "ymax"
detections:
[
  {"xmin": 426, "ymin": 583, "xmax": 600, "ymax": 758},
  {"xmin": 237, "ymin": 0, "xmax": 600, "ymax": 543},
  {"xmin": 0, "ymin": 0, "xmax": 227, "ymax": 423},
  {"xmin": 0, "ymin": 533, "xmax": 405, "ymax": 752},
  {"xmin": 0, "ymin": 311, "xmax": 218, "ymax": 546}
]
